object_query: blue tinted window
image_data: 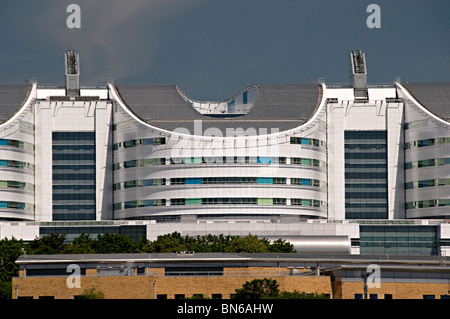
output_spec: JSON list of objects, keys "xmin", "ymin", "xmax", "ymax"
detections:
[
  {"xmin": 257, "ymin": 157, "xmax": 272, "ymax": 164},
  {"xmin": 186, "ymin": 178, "xmax": 201, "ymax": 184},
  {"xmin": 257, "ymin": 177, "xmax": 273, "ymax": 184}
]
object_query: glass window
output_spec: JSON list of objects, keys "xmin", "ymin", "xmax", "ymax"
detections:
[
  {"xmin": 186, "ymin": 198, "xmax": 201, "ymax": 205},
  {"xmin": 258, "ymin": 198, "xmax": 273, "ymax": 205},
  {"xmin": 257, "ymin": 177, "xmax": 273, "ymax": 184}
]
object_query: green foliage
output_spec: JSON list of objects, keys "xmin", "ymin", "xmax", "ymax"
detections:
[
  {"xmin": 93, "ymin": 233, "xmax": 137, "ymax": 254},
  {"xmin": 278, "ymin": 290, "xmax": 329, "ymax": 299},
  {"xmin": 137, "ymin": 232, "xmax": 296, "ymax": 254},
  {"xmin": 267, "ymin": 238, "xmax": 295, "ymax": 253},
  {"xmin": 63, "ymin": 233, "xmax": 96, "ymax": 254},
  {"xmin": 185, "ymin": 294, "xmax": 209, "ymax": 299},
  {"xmin": 27, "ymin": 233, "xmax": 67, "ymax": 254},
  {"xmin": 77, "ymin": 287, "xmax": 105, "ymax": 299},
  {"xmin": 235, "ymin": 278, "xmax": 329, "ymax": 299},
  {"xmin": 235, "ymin": 278, "xmax": 280, "ymax": 299},
  {"xmin": 0, "ymin": 237, "xmax": 24, "ymax": 299}
]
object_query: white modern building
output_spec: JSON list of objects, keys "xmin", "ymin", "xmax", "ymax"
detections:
[{"xmin": 0, "ymin": 50, "xmax": 449, "ymax": 256}]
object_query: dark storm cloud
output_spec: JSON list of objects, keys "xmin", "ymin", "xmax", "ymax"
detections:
[{"xmin": 0, "ymin": 0, "xmax": 448, "ymax": 100}]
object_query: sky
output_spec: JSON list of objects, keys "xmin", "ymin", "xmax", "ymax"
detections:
[{"xmin": 0, "ymin": 0, "xmax": 449, "ymax": 100}]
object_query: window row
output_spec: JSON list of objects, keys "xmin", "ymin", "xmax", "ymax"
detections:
[
  {"xmin": 113, "ymin": 137, "xmax": 166, "ymax": 150},
  {"xmin": 405, "ymin": 158, "xmax": 450, "ymax": 169},
  {"xmin": 53, "ymin": 154, "xmax": 96, "ymax": 161},
  {"xmin": 406, "ymin": 199, "xmax": 450, "ymax": 210},
  {"xmin": 114, "ymin": 179, "xmax": 166, "ymax": 190},
  {"xmin": 405, "ymin": 137, "xmax": 450, "ymax": 149},
  {"xmin": 113, "ymin": 199, "xmax": 167, "ymax": 210},
  {"xmin": 0, "ymin": 139, "xmax": 33, "ymax": 151},
  {"xmin": 290, "ymin": 137, "xmax": 326, "ymax": 147},
  {"xmin": 0, "ymin": 201, "xmax": 34, "ymax": 211},
  {"xmin": 53, "ymin": 145, "xmax": 95, "ymax": 151},
  {"xmin": 112, "ymin": 121, "xmax": 131, "ymax": 131},
  {"xmin": 113, "ymin": 158, "xmax": 166, "ymax": 170},
  {"xmin": 170, "ymin": 157, "xmax": 288, "ymax": 165},
  {"xmin": 404, "ymin": 119, "xmax": 429, "ymax": 130},
  {"xmin": 405, "ymin": 178, "xmax": 450, "ymax": 189},
  {"xmin": 113, "ymin": 177, "xmax": 326, "ymax": 189},
  {"xmin": 0, "ymin": 180, "xmax": 34, "ymax": 191},
  {"xmin": 53, "ymin": 174, "xmax": 96, "ymax": 181},
  {"xmin": 113, "ymin": 197, "xmax": 326, "ymax": 210},
  {"xmin": 0, "ymin": 160, "xmax": 34, "ymax": 171},
  {"xmin": 52, "ymin": 193, "xmax": 96, "ymax": 200},
  {"xmin": 52, "ymin": 132, "xmax": 95, "ymax": 141},
  {"xmin": 113, "ymin": 157, "xmax": 326, "ymax": 170}
]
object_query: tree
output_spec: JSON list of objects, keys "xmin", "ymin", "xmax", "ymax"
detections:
[
  {"xmin": 27, "ymin": 233, "xmax": 67, "ymax": 255},
  {"xmin": 144, "ymin": 232, "xmax": 188, "ymax": 253},
  {"xmin": 63, "ymin": 233, "xmax": 96, "ymax": 254},
  {"xmin": 77, "ymin": 287, "xmax": 105, "ymax": 299},
  {"xmin": 267, "ymin": 238, "xmax": 296, "ymax": 253},
  {"xmin": 235, "ymin": 278, "xmax": 329, "ymax": 299},
  {"xmin": 186, "ymin": 294, "xmax": 209, "ymax": 299},
  {"xmin": 278, "ymin": 290, "xmax": 329, "ymax": 299},
  {"xmin": 0, "ymin": 237, "xmax": 24, "ymax": 299},
  {"xmin": 234, "ymin": 278, "xmax": 280, "ymax": 299},
  {"xmin": 94, "ymin": 233, "xmax": 136, "ymax": 254},
  {"xmin": 225, "ymin": 235, "xmax": 269, "ymax": 253}
]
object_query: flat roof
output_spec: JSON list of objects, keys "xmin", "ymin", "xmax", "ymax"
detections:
[{"xmin": 15, "ymin": 252, "xmax": 447, "ymax": 268}]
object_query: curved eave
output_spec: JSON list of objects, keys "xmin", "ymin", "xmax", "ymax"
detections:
[
  {"xmin": 398, "ymin": 82, "xmax": 450, "ymax": 124},
  {"xmin": 111, "ymin": 83, "xmax": 326, "ymax": 136},
  {"xmin": 0, "ymin": 83, "xmax": 35, "ymax": 126}
]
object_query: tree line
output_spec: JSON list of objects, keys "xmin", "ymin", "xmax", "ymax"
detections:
[{"xmin": 0, "ymin": 232, "xmax": 295, "ymax": 299}]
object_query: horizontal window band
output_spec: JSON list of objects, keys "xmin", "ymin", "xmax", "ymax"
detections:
[
  {"xmin": 290, "ymin": 137, "xmax": 326, "ymax": 147},
  {"xmin": 114, "ymin": 137, "xmax": 166, "ymax": 150},
  {"xmin": 52, "ymin": 132, "xmax": 95, "ymax": 140},
  {"xmin": 113, "ymin": 198, "xmax": 326, "ymax": 210},
  {"xmin": 113, "ymin": 177, "xmax": 326, "ymax": 189},
  {"xmin": 53, "ymin": 174, "xmax": 96, "ymax": 180},
  {"xmin": 0, "ymin": 201, "xmax": 34, "ymax": 211},
  {"xmin": 0, "ymin": 180, "xmax": 34, "ymax": 191},
  {"xmin": 0, "ymin": 139, "xmax": 34, "ymax": 151},
  {"xmin": 404, "ymin": 119, "xmax": 429, "ymax": 130},
  {"xmin": 405, "ymin": 158, "xmax": 450, "ymax": 169},
  {"xmin": 113, "ymin": 157, "xmax": 326, "ymax": 170},
  {"xmin": 114, "ymin": 179, "xmax": 166, "ymax": 190},
  {"xmin": 406, "ymin": 199, "xmax": 450, "ymax": 210},
  {"xmin": 405, "ymin": 178, "xmax": 450, "ymax": 189},
  {"xmin": 405, "ymin": 137, "xmax": 450, "ymax": 149},
  {"xmin": 0, "ymin": 160, "xmax": 34, "ymax": 171},
  {"xmin": 53, "ymin": 193, "xmax": 96, "ymax": 200}
]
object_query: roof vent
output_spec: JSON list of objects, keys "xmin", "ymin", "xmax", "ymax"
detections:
[
  {"xmin": 350, "ymin": 50, "xmax": 368, "ymax": 101},
  {"xmin": 65, "ymin": 50, "xmax": 80, "ymax": 97}
]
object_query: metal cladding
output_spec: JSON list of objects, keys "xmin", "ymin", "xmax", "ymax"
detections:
[
  {"xmin": 270, "ymin": 236, "xmax": 351, "ymax": 254},
  {"xmin": 401, "ymin": 82, "xmax": 450, "ymax": 122},
  {"xmin": 0, "ymin": 84, "xmax": 32, "ymax": 124},
  {"xmin": 114, "ymin": 83, "xmax": 322, "ymax": 134}
]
